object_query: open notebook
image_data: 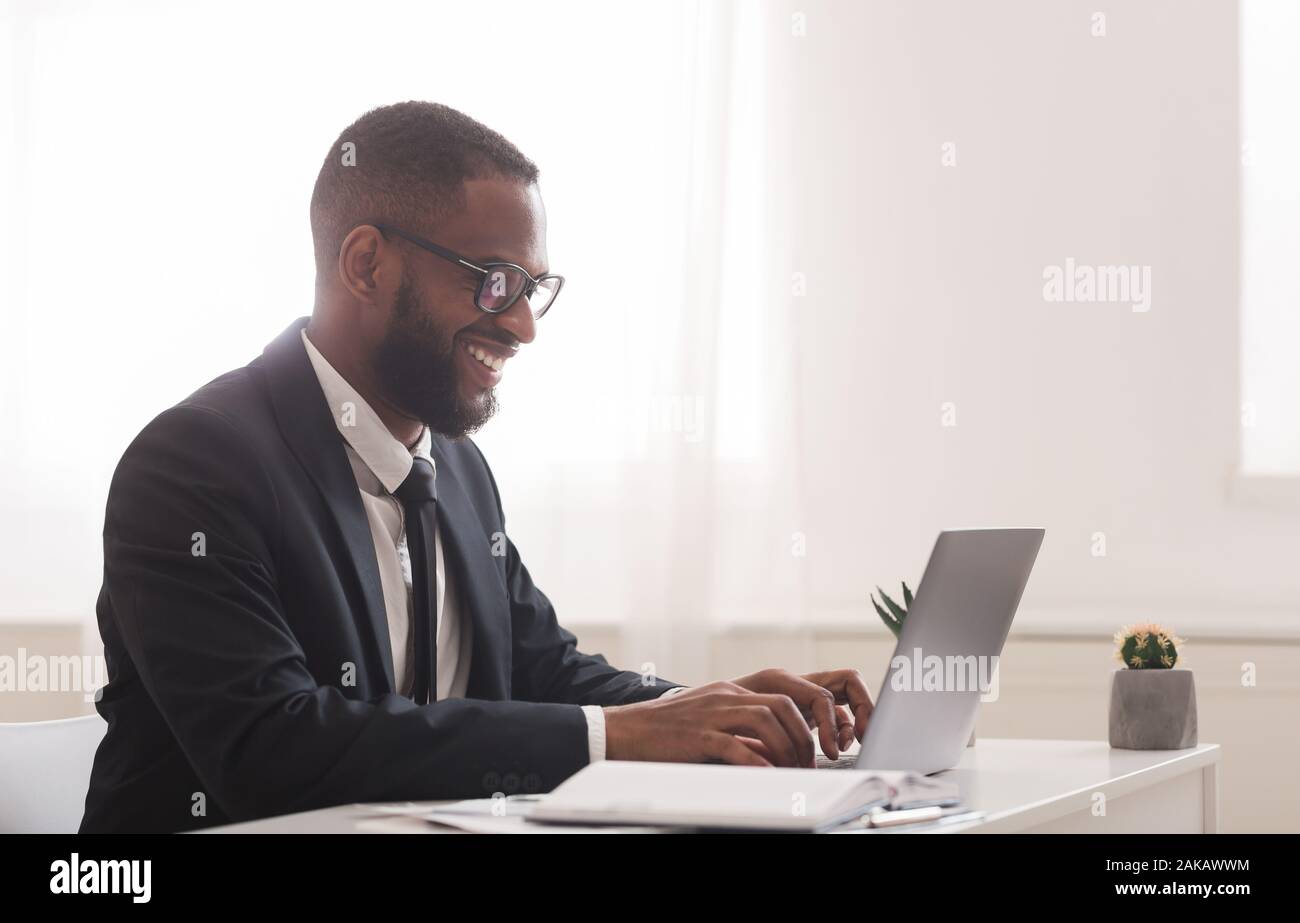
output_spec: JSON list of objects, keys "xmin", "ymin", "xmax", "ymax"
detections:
[{"xmin": 527, "ymin": 761, "xmax": 960, "ymax": 832}]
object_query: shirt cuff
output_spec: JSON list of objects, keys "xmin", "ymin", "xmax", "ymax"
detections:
[
  {"xmin": 580, "ymin": 704, "xmax": 607, "ymax": 762},
  {"xmin": 583, "ymin": 689, "xmax": 686, "ymax": 762}
]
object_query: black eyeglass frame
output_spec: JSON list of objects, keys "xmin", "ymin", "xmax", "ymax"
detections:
[{"xmin": 374, "ymin": 223, "xmax": 564, "ymax": 319}]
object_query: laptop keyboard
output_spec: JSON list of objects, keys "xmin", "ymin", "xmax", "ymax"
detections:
[{"xmin": 816, "ymin": 754, "xmax": 859, "ymax": 769}]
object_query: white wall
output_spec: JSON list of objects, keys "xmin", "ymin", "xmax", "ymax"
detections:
[{"xmin": 753, "ymin": 0, "xmax": 1300, "ymax": 634}]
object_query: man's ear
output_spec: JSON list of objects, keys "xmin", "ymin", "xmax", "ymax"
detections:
[{"xmin": 336, "ymin": 225, "xmax": 396, "ymax": 304}]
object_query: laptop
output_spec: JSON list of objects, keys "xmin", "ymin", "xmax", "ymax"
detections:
[{"xmin": 819, "ymin": 528, "xmax": 1044, "ymax": 774}]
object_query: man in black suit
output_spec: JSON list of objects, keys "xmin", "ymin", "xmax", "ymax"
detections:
[{"xmin": 81, "ymin": 101, "xmax": 873, "ymax": 833}]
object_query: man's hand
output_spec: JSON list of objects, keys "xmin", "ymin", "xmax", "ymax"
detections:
[
  {"xmin": 727, "ymin": 669, "xmax": 874, "ymax": 761},
  {"xmin": 603, "ymin": 681, "xmax": 818, "ymax": 767}
]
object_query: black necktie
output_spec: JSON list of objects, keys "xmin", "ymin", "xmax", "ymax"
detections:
[{"xmin": 394, "ymin": 457, "xmax": 438, "ymax": 705}]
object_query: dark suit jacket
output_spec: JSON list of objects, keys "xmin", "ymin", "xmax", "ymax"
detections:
[{"xmin": 80, "ymin": 317, "xmax": 680, "ymax": 833}]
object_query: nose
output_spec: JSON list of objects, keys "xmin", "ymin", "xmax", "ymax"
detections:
[{"xmin": 492, "ymin": 291, "xmax": 537, "ymax": 346}]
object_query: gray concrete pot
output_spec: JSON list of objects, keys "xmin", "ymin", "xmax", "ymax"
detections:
[{"xmin": 1108, "ymin": 668, "xmax": 1197, "ymax": 750}]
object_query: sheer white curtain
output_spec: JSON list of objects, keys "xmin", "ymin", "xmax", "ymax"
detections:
[
  {"xmin": 480, "ymin": 1, "xmax": 812, "ymax": 683},
  {"xmin": 0, "ymin": 0, "xmax": 807, "ymax": 680}
]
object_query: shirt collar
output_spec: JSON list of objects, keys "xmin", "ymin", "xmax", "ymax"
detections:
[{"xmin": 300, "ymin": 328, "xmax": 433, "ymax": 494}]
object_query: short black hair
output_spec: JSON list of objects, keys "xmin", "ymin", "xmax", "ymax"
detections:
[{"xmin": 309, "ymin": 100, "xmax": 539, "ymax": 278}]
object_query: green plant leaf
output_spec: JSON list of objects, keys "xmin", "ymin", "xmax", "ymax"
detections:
[
  {"xmin": 902, "ymin": 581, "xmax": 913, "ymax": 608},
  {"xmin": 871, "ymin": 596, "xmax": 892, "ymax": 623},
  {"xmin": 871, "ymin": 596, "xmax": 901, "ymax": 635},
  {"xmin": 878, "ymin": 588, "xmax": 907, "ymax": 623}
]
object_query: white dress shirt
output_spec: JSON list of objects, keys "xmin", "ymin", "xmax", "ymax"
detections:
[{"xmin": 301, "ymin": 330, "xmax": 640, "ymax": 760}]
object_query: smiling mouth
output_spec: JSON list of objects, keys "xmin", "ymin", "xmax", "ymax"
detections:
[
  {"xmin": 463, "ymin": 341, "xmax": 505, "ymax": 373},
  {"xmin": 456, "ymin": 335, "xmax": 516, "ymax": 391}
]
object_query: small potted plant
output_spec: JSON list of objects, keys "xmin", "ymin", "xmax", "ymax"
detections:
[
  {"xmin": 871, "ymin": 582, "xmax": 978, "ymax": 746},
  {"xmin": 870, "ymin": 582, "xmax": 913, "ymax": 638},
  {"xmin": 1108, "ymin": 623, "xmax": 1197, "ymax": 750}
]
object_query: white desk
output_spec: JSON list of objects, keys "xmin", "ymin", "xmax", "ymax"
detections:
[
  {"xmin": 199, "ymin": 738, "xmax": 1220, "ymax": 834},
  {"xmin": 931, "ymin": 738, "xmax": 1219, "ymax": 833}
]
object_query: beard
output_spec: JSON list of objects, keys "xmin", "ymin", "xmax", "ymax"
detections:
[{"xmin": 371, "ymin": 268, "xmax": 497, "ymax": 439}]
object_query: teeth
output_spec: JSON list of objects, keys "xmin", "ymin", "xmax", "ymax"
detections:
[{"xmin": 465, "ymin": 342, "xmax": 505, "ymax": 373}]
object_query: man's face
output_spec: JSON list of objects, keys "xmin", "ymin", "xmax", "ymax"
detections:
[{"xmin": 371, "ymin": 177, "xmax": 547, "ymax": 439}]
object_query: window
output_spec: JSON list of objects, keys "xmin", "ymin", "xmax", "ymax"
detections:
[{"xmin": 1240, "ymin": 0, "xmax": 1300, "ymax": 477}]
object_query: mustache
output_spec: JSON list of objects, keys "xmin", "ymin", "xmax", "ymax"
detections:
[{"xmin": 458, "ymin": 328, "xmax": 519, "ymax": 351}]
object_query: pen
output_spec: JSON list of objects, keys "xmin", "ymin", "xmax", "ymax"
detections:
[{"xmin": 862, "ymin": 805, "xmax": 944, "ymax": 828}]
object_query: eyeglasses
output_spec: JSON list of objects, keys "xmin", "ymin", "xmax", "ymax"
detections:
[{"xmin": 375, "ymin": 224, "xmax": 564, "ymax": 320}]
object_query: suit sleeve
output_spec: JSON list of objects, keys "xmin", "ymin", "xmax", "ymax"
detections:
[
  {"xmin": 102, "ymin": 404, "xmax": 592, "ymax": 822},
  {"xmin": 464, "ymin": 442, "xmax": 684, "ymax": 706}
]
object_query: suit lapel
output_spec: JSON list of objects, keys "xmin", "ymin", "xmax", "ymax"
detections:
[
  {"xmin": 259, "ymin": 318, "xmax": 396, "ymax": 694},
  {"xmin": 428, "ymin": 441, "xmax": 510, "ymax": 701}
]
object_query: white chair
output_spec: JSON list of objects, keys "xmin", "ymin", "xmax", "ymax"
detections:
[{"xmin": 0, "ymin": 714, "xmax": 106, "ymax": 833}]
